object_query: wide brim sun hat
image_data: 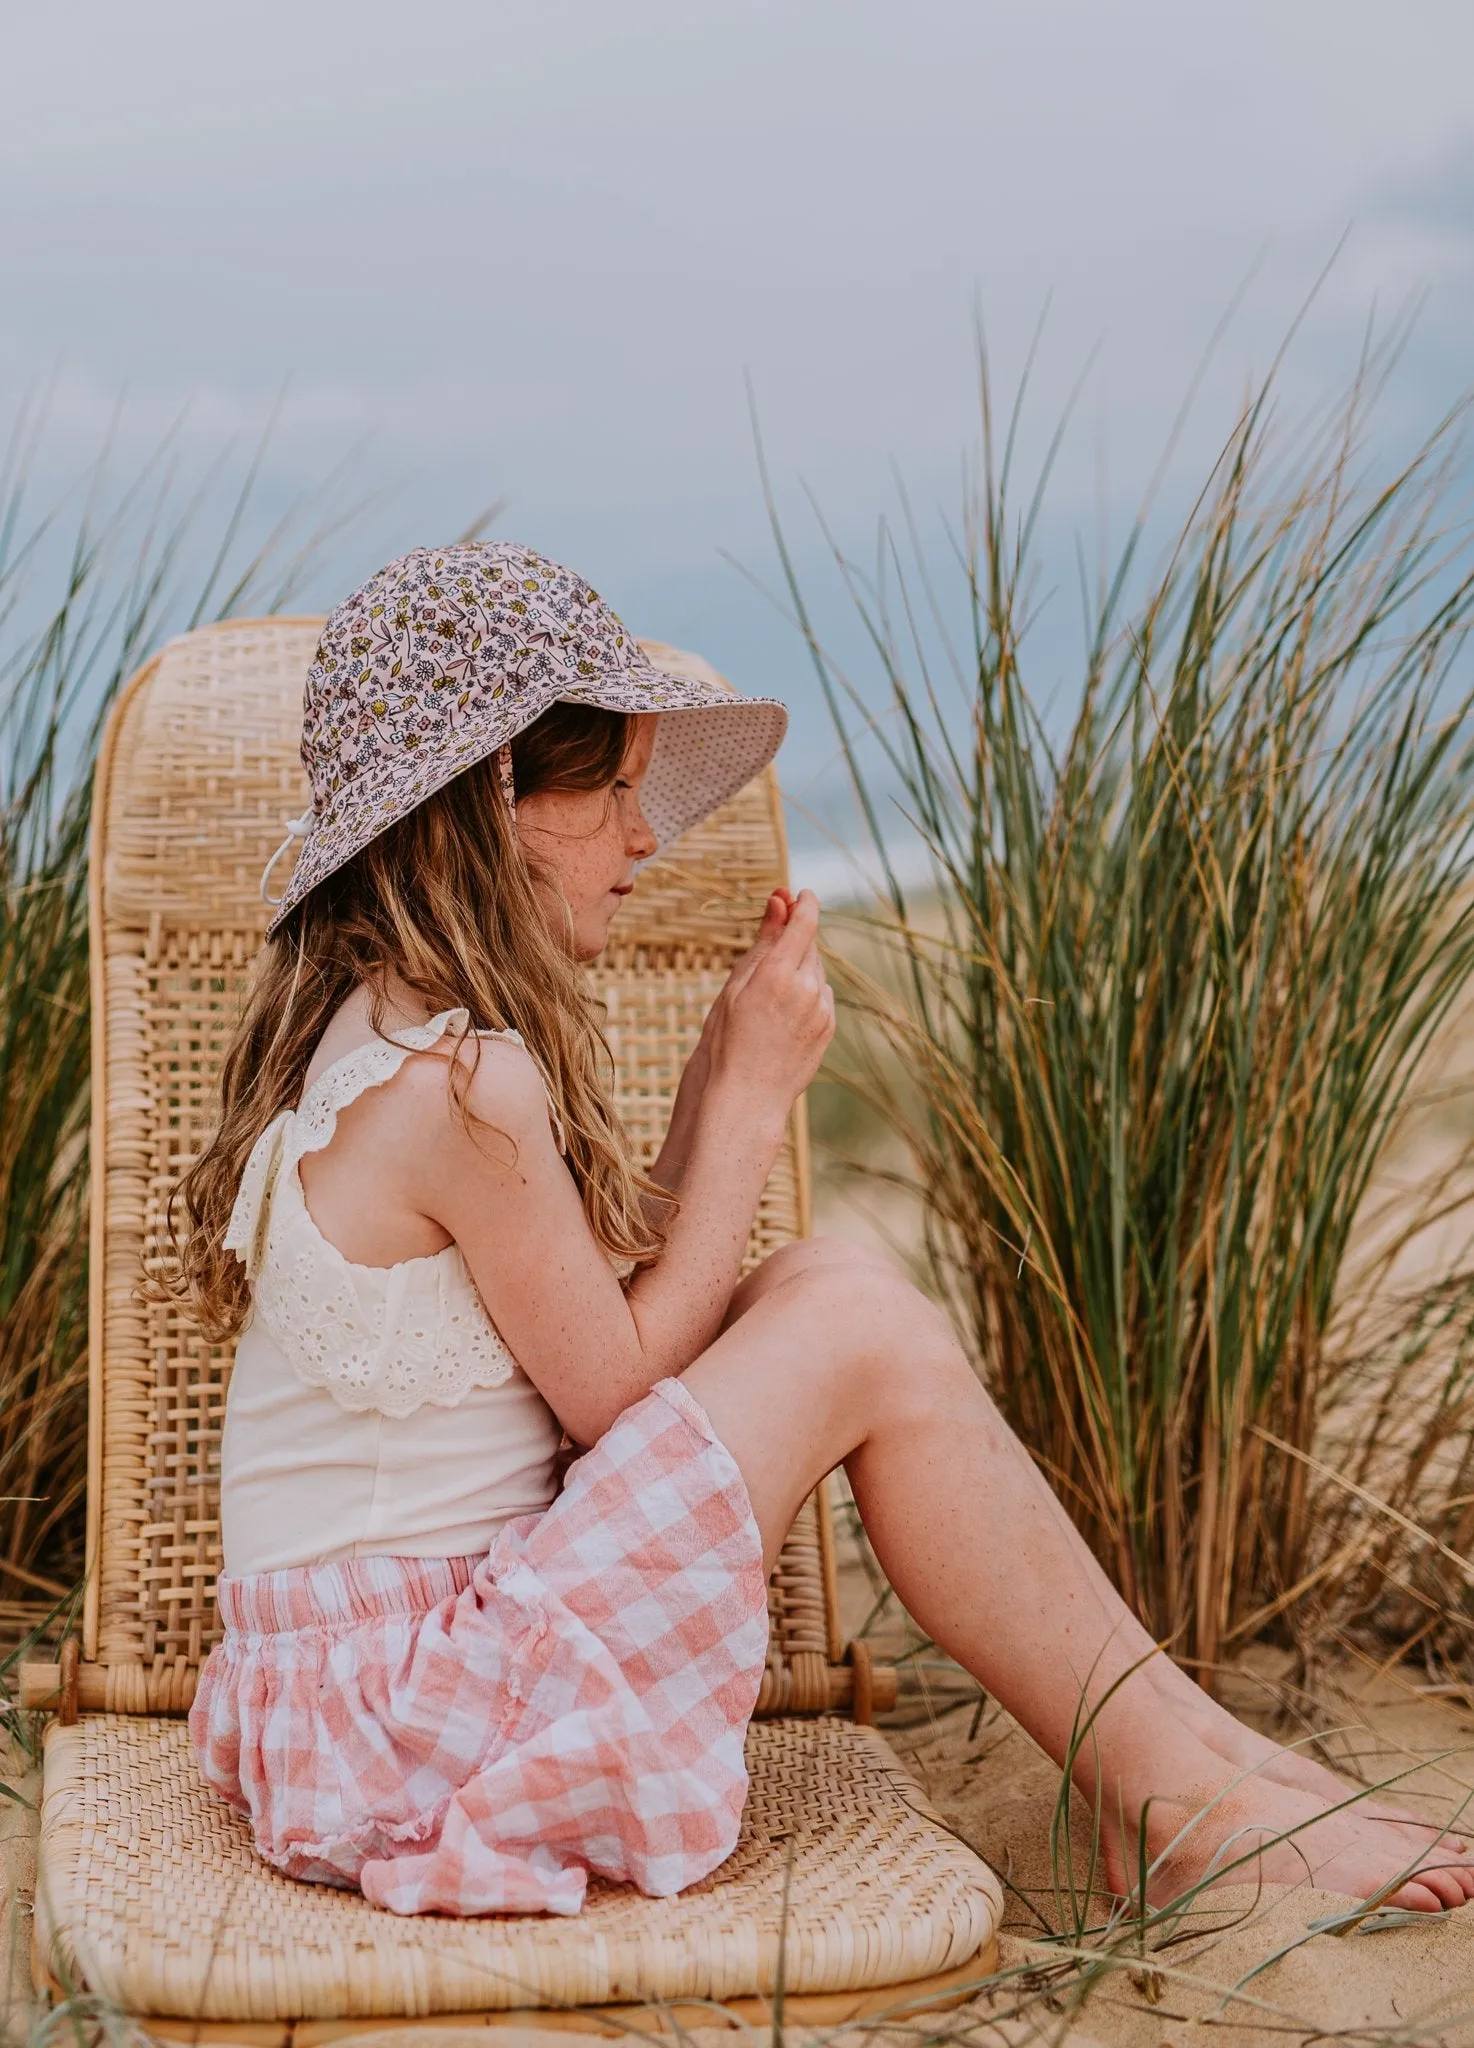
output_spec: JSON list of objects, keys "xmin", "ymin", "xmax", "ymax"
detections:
[{"xmin": 262, "ymin": 541, "xmax": 788, "ymax": 936}]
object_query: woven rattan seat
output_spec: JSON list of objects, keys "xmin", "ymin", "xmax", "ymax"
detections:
[
  {"xmin": 37, "ymin": 1717, "xmax": 998, "ymax": 2037},
  {"xmin": 26, "ymin": 619, "xmax": 1002, "ymax": 2035}
]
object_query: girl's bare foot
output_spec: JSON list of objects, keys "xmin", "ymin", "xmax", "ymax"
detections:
[
  {"xmin": 1156, "ymin": 1668, "xmax": 1469, "ymax": 1854},
  {"xmin": 1102, "ymin": 1755, "xmax": 1474, "ymax": 1913}
]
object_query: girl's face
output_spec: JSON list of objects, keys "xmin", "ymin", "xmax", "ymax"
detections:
[{"xmin": 516, "ymin": 715, "xmax": 659, "ymax": 959}]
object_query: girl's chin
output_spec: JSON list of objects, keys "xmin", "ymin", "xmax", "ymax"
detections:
[{"xmin": 566, "ymin": 885, "xmax": 633, "ymax": 959}]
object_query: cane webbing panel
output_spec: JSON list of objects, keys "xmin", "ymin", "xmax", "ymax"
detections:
[
  {"xmin": 36, "ymin": 1716, "xmax": 1002, "ymax": 2022},
  {"xmin": 87, "ymin": 621, "xmax": 825, "ymax": 1704}
]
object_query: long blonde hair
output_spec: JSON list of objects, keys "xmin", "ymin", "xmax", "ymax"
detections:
[{"xmin": 164, "ymin": 703, "xmax": 668, "ymax": 1342}]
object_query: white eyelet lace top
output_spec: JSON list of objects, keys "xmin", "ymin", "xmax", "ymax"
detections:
[{"xmin": 218, "ymin": 1007, "xmax": 564, "ymax": 1577}]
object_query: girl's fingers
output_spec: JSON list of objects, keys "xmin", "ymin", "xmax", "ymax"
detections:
[
  {"xmin": 723, "ymin": 895, "xmax": 790, "ymax": 999},
  {"xmin": 741, "ymin": 894, "xmax": 789, "ymax": 966},
  {"xmin": 771, "ymin": 891, "xmax": 821, "ymax": 962}
]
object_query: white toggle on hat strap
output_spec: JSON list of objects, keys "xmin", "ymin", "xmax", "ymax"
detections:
[
  {"xmin": 262, "ymin": 740, "xmax": 514, "ymax": 917},
  {"xmin": 259, "ymin": 808, "xmax": 316, "ymax": 908}
]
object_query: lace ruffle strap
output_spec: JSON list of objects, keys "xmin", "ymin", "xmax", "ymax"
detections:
[
  {"xmin": 225, "ymin": 1005, "xmax": 566, "ymax": 1284},
  {"xmin": 288, "ymin": 1006, "xmax": 566, "ymax": 1160},
  {"xmin": 223, "ymin": 1111, "xmax": 293, "ymax": 1283},
  {"xmin": 220, "ymin": 1017, "xmax": 468, "ymax": 1281}
]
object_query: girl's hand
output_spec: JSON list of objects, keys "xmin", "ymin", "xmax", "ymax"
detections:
[
  {"xmin": 677, "ymin": 891, "xmax": 795, "ymax": 1100},
  {"xmin": 701, "ymin": 889, "xmax": 834, "ymax": 1120},
  {"xmin": 656, "ymin": 892, "xmax": 805, "ymax": 1196}
]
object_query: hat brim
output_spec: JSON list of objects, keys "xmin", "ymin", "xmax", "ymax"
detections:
[
  {"xmin": 265, "ymin": 665, "xmax": 787, "ymax": 936},
  {"xmin": 557, "ymin": 683, "xmax": 788, "ymax": 856}
]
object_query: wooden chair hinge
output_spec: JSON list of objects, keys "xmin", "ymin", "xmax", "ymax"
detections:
[{"xmin": 845, "ymin": 1639, "xmax": 876, "ymax": 1725}]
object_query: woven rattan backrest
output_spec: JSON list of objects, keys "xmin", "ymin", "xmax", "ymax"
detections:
[{"xmin": 84, "ymin": 620, "xmax": 838, "ymax": 1715}]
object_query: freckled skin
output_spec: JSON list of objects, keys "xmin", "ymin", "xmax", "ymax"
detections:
[{"xmin": 515, "ymin": 716, "xmax": 658, "ymax": 961}]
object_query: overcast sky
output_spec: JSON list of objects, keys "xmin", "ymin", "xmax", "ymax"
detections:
[{"xmin": 7, "ymin": 1, "xmax": 1474, "ymax": 875}]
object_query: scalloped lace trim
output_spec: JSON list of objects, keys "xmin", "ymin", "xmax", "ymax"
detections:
[{"xmin": 224, "ymin": 1007, "xmax": 528, "ymax": 1418}]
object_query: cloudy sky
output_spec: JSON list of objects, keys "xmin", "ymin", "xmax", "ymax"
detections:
[{"xmin": 6, "ymin": 0, "xmax": 1474, "ymax": 873}]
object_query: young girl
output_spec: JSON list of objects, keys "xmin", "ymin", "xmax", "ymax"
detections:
[{"xmin": 173, "ymin": 542, "xmax": 1474, "ymax": 1920}]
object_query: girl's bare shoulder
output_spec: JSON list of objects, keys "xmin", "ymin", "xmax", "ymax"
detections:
[{"xmin": 394, "ymin": 1028, "xmax": 560, "ymax": 1162}]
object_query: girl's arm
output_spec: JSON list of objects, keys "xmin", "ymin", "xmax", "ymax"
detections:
[{"xmin": 405, "ymin": 891, "xmax": 833, "ymax": 1445}]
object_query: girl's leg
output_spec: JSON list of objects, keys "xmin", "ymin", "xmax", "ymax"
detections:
[
  {"xmin": 683, "ymin": 1240, "xmax": 1474, "ymax": 1912},
  {"xmin": 727, "ymin": 1249, "xmax": 1443, "ymax": 1835}
]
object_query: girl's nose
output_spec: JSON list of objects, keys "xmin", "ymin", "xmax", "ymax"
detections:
[{"xmin": 628, "ymin": 805, "xmax": 658, "ymax": 861}]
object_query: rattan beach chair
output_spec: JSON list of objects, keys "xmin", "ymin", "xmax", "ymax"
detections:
[{"xmin": 21, "ymin": 620, "xmax": 1002, "ymax": 2041}]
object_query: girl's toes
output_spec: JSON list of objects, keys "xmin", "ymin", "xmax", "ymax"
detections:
[
  {"xmin": 1388, "ymin": 1877, "xmax": 1454, "ymax": 1913},
  {"xmin": 1437, "ymin": 1858, "xmax": 1474, "ymax": 1907},
  {"xmin": 1410, "ymin": 1863, "xmax": 1467, "ymax": 1911}
]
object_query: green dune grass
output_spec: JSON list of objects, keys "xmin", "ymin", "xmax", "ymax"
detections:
[{"xmin": 780, "ymin": 327, "xmax": 1474, "ymax": 1685}]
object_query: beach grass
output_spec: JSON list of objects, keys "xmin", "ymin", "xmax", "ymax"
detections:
[
  {"xmin": 778, "ymin": 323, "xmax": 1474, "ymax": 1683},
  {"xmin": 0, "ymin": 397, "xmax": 357, "ymax": 1637}
]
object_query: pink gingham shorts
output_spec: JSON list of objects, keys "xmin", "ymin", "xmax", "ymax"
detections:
[{"xmin": 190, "ymin": 1378, "xmax": 769, "ymax": 1916}]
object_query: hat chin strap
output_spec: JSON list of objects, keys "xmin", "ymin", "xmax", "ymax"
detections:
[
  {"xmin": 495, "ymin": 742, "xmax": 516, "ymax": 817},
  {"xmin": 260, "ymin": 742, "xmax": 516, "ymax": 916},
  {"xmin": 259, "ymin": 809, "xmax": 316, "ymax": 908}
]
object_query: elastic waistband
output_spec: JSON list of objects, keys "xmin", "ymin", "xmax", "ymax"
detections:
[{"xmin": 216, "ymin": 1553, "xmax": 478, "ymax": 1634}]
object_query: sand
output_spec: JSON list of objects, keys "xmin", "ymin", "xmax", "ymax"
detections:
[
  {"xmin": 877, "ymin": 1649, "xmax": 1474, "ymax": 2046},
  {"xmin": 1, "ymin": 1735, "xmax": 39, "ymax": 2044}
]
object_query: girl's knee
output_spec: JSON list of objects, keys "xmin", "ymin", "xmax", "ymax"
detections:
[
  {"xmin": 755, "ymin": 1253, "xmax": 965, "ymax": 1405},
  {"xmin": 724, "ymin": 1234, "xmax": 895, "ymax": 1326},
  {"xmin": 769, "ymin": 1235, "xmax": 896, "ymax": 1284},
  {"xmin": 815, "ymin": 1263, "xmax": 979, "ymax": 1430}
]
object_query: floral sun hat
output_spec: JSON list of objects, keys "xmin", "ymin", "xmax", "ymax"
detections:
[{"xmin": 261, "ymin": 541, "xmax": 788, "ymax": 935}]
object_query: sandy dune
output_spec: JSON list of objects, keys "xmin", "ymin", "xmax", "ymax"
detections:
[{"xmin": 881, "ymin": 1651, "xmax": 1474, "ymax": 2046}]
